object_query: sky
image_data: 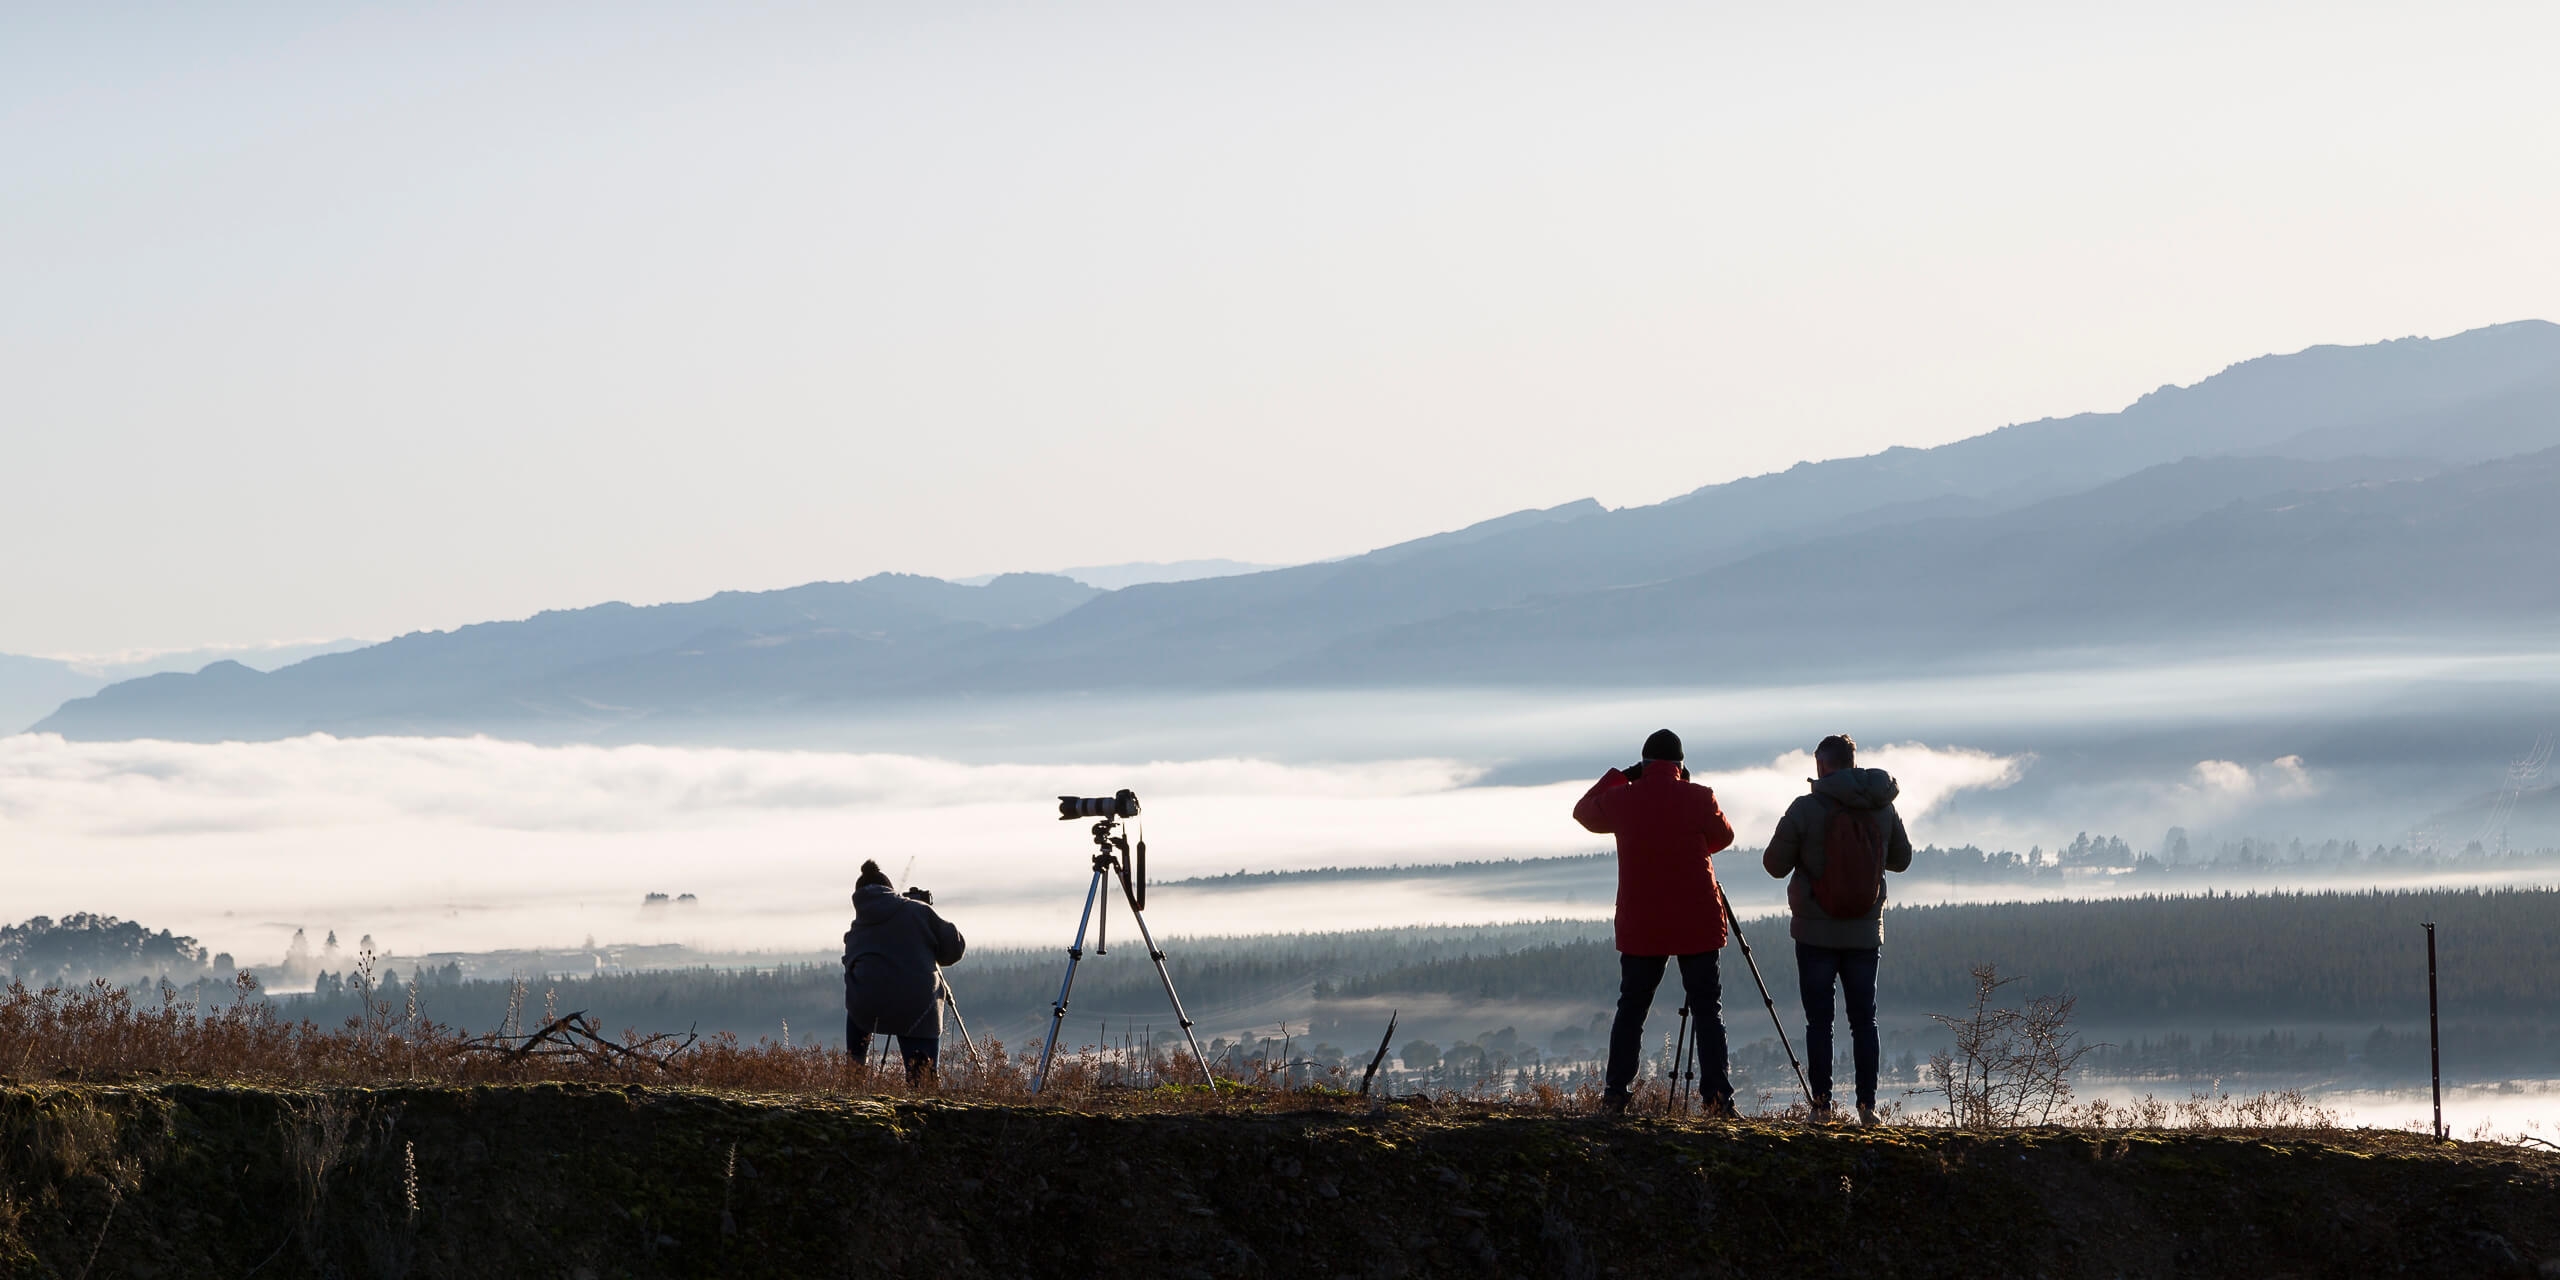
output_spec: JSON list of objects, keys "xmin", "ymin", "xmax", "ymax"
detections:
[{"xmin": 8, "ymin": 1, "xmax": 2560, "ymax": 657}]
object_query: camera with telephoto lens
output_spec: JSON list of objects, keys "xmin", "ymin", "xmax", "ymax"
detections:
[{"xmin": 1058, "ymin": 789, "xmax": 1141, "ymax": 821}]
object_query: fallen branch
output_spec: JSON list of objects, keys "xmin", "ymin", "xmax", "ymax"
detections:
[{"xmin": 448, "ymin": 1013, "xmax": 699, "ymax": 1076}]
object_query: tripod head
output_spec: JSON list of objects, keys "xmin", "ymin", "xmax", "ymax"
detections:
[{"xmin": 1086, "ymin": 816, "xmax": 1146, "ymax": 909}]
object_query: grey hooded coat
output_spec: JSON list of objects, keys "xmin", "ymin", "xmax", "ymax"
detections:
[
  {"xmin": 843, "ymin": 884, "xmax": 967, "ymax": 1039},
  {"xmin": 1761, "ymin": 767, "xmax": 1915, "ymax": 949}
]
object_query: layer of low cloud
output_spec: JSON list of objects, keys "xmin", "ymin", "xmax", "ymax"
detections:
[
  {"xmin": 0, "ymin": 734, "xmax": 2027, "ymax": 962},
  {"xmin": 1690, "ymin": 742, "xmax": 2026, "ymax": 841}
]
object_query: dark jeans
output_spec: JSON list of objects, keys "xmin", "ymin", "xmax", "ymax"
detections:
[
  {"xmin": 1606, "ymin": 952, "xmax": 1733, "ymax": 1105},
  {"xmin": 1796, "ymin": 941, "xmax": 1880, "ymax": 1109},
  {"xmin": 848, "ymin": 1017, "xmax": 940, "ymax": 1085}
]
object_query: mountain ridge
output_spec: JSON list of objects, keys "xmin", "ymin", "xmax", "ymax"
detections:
[{"xmin": 33, "ymin": 320, "xmax": 2560, "ymax": 740}]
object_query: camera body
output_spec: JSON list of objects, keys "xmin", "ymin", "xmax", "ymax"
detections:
[{"xmin": 1058, "ymin": 788, "xmax": 1141, "ymax": 821}]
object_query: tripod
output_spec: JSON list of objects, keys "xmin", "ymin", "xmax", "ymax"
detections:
[{"xmin": 1032, "ymin": 816, "xmax": 1218, "ymax": 1093}]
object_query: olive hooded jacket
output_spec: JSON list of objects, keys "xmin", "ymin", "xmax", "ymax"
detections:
[{"xmin": 1762, "ymin": 767, "xmax": 1915, "ymax": 949}]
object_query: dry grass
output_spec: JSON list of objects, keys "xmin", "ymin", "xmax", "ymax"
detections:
[
  {"xmin": 2059, "ymin": 1087, "xmax": 2344, "ymax": 1134},
  {"xmin": 0, "ymin": 975, "xmax": 1394, "ymax": 1111},
  {"xmin": 0, "ymin": 977, "xmax": 2371, "ymax": 1137}
]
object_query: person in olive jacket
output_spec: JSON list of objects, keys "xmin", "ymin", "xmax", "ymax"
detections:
[
  {"xmin": 1574, "ymin": 729, "xmax": 1738, "ymax": 1115},
  {"xmin": 843, "ymin": 859, "xmax": 966, "ymax": 1084},
  {"xmin": 1763, "ymin": 734, "xmax": 1913, "ymax": 1124}
]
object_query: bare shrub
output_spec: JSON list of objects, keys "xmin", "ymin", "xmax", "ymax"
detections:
[
  {"xmin": 281, "ymin": 1095, "xmax": 361, "ymax": 1234},
  {"xmin": 2066, "ymin": 1087, "xmax": 2342, "ymax": 1134},
  {"xmin": 1925, "ymin": 964, "xmax": 2096, "ymax": 1128},
  {"xmin": 20, "ymin": 1093, "xmax": 150, "ymax": 1280}
]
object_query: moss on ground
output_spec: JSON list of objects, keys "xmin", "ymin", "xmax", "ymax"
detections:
[{"xmin": 0, "ymin": 1082, "xmax": 2553, "ymax": 1278}]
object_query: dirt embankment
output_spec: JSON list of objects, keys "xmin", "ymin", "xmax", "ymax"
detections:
[{"xmin": 1, "ymin": 1083, "xmax": 2555, "ymax": 1278}]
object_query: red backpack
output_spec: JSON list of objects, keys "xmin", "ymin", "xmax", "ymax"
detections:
[{"xmin": 1813, "ymin": 802, "xmax": 1887, "ymax": 918}]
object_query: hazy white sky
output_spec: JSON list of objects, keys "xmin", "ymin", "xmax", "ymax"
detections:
[{"xmin": 8, "ymin": 1, "xmax": 2559, "ymax": 655}]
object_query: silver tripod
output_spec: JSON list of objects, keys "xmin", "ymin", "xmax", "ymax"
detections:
[
  {"xmin": 938, "ymin": 966, "xmax": 979, "ymax": 1065},
  {"xmin": 1031, "ymin": 816, "xmax": 1218, "ymax": 1093}
]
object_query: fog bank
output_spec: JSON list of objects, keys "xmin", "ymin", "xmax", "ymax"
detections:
[{"xmin": 0, "ymin": 733, "xmax": 2020, "ymax": 963}]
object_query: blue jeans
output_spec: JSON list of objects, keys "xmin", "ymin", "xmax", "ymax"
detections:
[
  {"xmin": 848, "ymin": 1018, "xmax": 939, "ymax": 1084},
  {"xmin": 1606, "ymin": 952, "xmax": 1733, "ymax": 1105},
  {"xmin": 1796, "ymin": 941, "xmax": 1880, "ymax": 1110}
]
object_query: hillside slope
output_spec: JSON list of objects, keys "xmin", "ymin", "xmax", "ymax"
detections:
[
  {"xmin": 4, "ymin": 1084, "xmax": 2553, "ymax": 1279},
  {"xmin": 913, "ymin": 321, "xmax": 2560, "ymax": 692},
  {"xmin": 37, "ymin": 572, "xmax": 1097, "ymax": 739},
  {"xmin": 1307, "ymin": 446, "xmax": 2560, "ymax": 682}
]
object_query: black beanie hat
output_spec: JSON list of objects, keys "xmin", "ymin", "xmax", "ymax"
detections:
[
  {"xmin": 856, "ymin": 859, "xmax": 892, "ymax": 890},
  {"xmin": 1642, "ymin": 729, "xmax": 1683, "ymax": 762}
]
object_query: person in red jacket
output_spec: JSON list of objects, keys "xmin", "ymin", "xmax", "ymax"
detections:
[{"xmin": 1573, "ymin": 728, "xmax": 1738, "ymax": 1115}]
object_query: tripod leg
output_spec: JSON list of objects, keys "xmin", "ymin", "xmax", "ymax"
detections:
[
  {"xmin": 1673, "ymin": 1006, "xmax": 1691, "ymax": 1111},
  {"xmin": 1117, "ymin": 876, "xmax": 1219, "ymax": 1093},
  {"xmin": 939, "ymin": 971, "xmax": 980, "ymax": 1066},
  {"xmin": 1033, "ymin": 866, "xmax": 1109, "ymax": 1093},
  {"xmin": 1720, "ymin": 885, "xmax": 1813, "ymax": 1109}
]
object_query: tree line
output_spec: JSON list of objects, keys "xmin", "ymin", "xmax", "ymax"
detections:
[
  {"xmin": 195, "ymin": 889, "xmax": 2560, "ymax": 1086},
  {"xmin": 1320, "ymin": 889, "xmax": 2560, "ymax": 1023}
]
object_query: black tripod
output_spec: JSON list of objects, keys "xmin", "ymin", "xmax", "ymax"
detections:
[
  {"xmin": 1032, "ymin": 816, "xmax": 1217, "ymax": 1093},
  {"xmin": 1670, "ymin": 1005, "xmax": 1695, "ymax": 1111}
]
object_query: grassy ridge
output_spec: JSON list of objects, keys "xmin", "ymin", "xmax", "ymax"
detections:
[{"xmin": 1, "ymin": 1083, "xmax": 2554, "ymax": 1278}]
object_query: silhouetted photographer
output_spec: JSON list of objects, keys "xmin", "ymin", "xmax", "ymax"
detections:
[
  {"xmin": 1762, "ymin": 734, "xmax": 1912, "ymax": 1124},
  {"xmin": 1574, "ymin": 729, "xmax": 1739, "ymax": 1115},
  {"xmin": 843, "ymin": 859, "xmax": 966, "ymax": 1085}
]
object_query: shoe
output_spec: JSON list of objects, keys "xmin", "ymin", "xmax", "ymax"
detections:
[
  {"xmin": 1857, "ymin": 1104, "xmax": 1880, "ymax": 1126},
  {"xmin": 1602, "ymin": 1089, "xmax": 1632, "ymax": 1116},
  {"xmin": 1702, "ymin": 1095, "xmax": 1738, "ymax": 1120},
  {"xmin": 1808, "ymin": 1098, "xmax": 1834, "ymax": 1124}
]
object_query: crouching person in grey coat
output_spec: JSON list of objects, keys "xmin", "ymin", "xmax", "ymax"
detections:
[{"xmin": 844, "ymin": 859, "xmax": 966, "ymax": 1085}]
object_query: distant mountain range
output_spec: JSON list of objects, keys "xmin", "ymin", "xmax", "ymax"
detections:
[
  {"xmin": 30, "ymin": 319, "xmax": 2560, "ymax": 742},
  {"xmin": 0, "ymin": 639, "xmax": 365, "ymax": 741},
  {"xmin": 954, "ymin": 558, "xmax": 1283, "ymax": 591}
]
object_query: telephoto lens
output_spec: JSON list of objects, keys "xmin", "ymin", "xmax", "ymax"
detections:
[{"xmin": 1057, "ymin": 789, "xmax": 1141, "ymax": 820}]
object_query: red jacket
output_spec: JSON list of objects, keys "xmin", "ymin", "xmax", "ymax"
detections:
[{"xmin": 1574, "ymin": 766, "xmax": 1737, "ymax": 955}]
